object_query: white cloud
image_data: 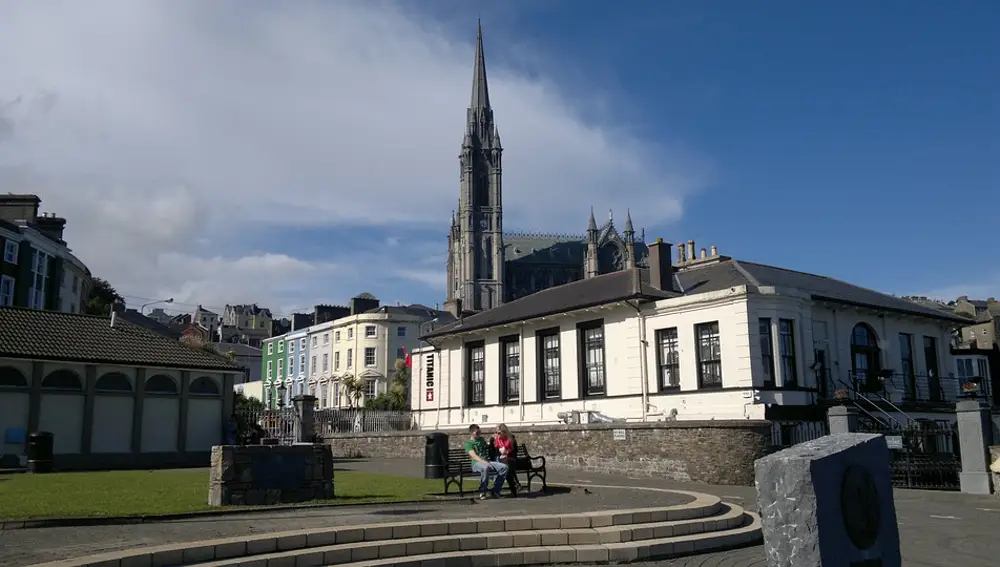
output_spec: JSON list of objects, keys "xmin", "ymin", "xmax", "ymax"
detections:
[{"xmin": 0, "ymin": 0, "xmax": 707, "ymax": 314}]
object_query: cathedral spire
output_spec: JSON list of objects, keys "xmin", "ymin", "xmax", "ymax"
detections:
[
  {"xmin": 624, "ymin": 209, "xmax": 634, "ymax": 234},
  {"xmin": 588, "ymin": 208, "xmax": 598, "ymax": 232},
  {"xmin": 470, "ymin": 19, "xmax": 491, "ymax": 110}
]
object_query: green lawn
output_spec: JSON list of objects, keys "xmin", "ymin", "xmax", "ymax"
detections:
[{"xmin": 0, "ymin": 470, "xmax": 475, "ymax": 520}]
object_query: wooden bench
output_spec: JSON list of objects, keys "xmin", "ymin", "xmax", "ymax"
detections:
[{"xmin": 441, "ymin": 442, "xmax": 547, "ymax": 496}]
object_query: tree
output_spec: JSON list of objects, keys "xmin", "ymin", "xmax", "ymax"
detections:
[
  {"xmin": 388, "ymin": 359, "xmax": 410, "ymax": 411},
  {"xmin": 341, "ymin": 375, "xmax": 364, "ymax": 408},
  {"xmin": 84, "ymin": 277, "xmax": 124, "ymax": 316}
]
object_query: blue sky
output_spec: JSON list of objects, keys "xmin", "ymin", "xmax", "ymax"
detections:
[{"xmin": 1, "ymin": 1, "xmax": 997, "ymax": 317}]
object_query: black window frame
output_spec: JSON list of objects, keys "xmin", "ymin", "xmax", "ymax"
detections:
[
  {"xmin": 465, "ymin": 340, "xmax": 486, "ymax": 406},
  {"xmin": 577, "ymin": 319, "xmax": 607, "ymax": 397},
  {"xmin": 695, "ymin": 321, "xmax": 723, "ymax": 389},
  {"xmin": 499, "ymin": 335, "xmax": 520, "ymax": 404},
  {"xmin": 778, "ymin": 318, "xmax": 797, "ymax": 387},
  {"xmin": 536, "ymin": 327, "xmax": 562, "ymax": 400},
  {"xmin": 655, "ymin": 327, "xmax": 680, "ymax": 391},
  {"xmin": 759, "ymin": 318, "xmax": 775, "ymax": 387}
]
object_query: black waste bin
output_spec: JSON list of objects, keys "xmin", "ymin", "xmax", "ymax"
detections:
[
  {"xmin": 26, "ymin": 431, "xmax": 54, "ymax": 474},
  {"xmin": 424, "ymin": 432, "xmax": 449, "ymax": 479}
]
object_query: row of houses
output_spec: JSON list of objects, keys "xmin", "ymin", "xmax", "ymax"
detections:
[
  {"xmin": 408, "ymin": 239, "xmax": 997, "ymax": 430},
  {"xmin": 259, "ymin": 294, "xmax": 455, "ymax": 409}
]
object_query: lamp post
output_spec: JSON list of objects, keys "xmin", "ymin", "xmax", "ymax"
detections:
[
  {"xmin": 276, "ymin": 382, "xmax": 287, "ymax": 408},
  {"xmin": 140, "ymin": 297, "xmax": 174, "ymax": 315}
]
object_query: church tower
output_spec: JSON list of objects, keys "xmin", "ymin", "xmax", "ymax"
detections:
[{"xmin": 446, "ymin": 21, "xmax": 505, "ymax": 313}]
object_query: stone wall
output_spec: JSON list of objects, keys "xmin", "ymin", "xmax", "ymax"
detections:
[
  {"xmin": 990, "ymin": 445, "xmax": 999, "ymax": 496},
  {"xmin": 209, "ymin": 444, "xmax": 333, "ymax": 506},
  {"xmin": 323, "ymin": 420, "xmax": 771, "ymax": 486}
]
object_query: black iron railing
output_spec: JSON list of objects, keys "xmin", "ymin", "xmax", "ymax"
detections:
[{"xmin": 818, "ymin": 370, "xmax": 993, "ymax": 407}]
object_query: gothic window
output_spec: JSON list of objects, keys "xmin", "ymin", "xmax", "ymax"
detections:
[{"xmin": 597, "ymin": 243, "xmax": 625, "ymax": 274}]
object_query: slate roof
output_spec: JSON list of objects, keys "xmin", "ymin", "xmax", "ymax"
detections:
[
  {"xmin": 0, "ymin": 307, "xmax": 242, "ymax": 370},
  {"xmin": 423, "ymin": 268, "xmax": 676, "ymax": 338},
  {"xmin": 117, "ymin": 308, "xmax": 183, "ymax": 340},
  {"xmin": 424, "ymin": 256, "xmax": 972, "ymax": 339},
  {"xmin": 675, "ymin": 259, "xmax": 972, "ymax": 324}
]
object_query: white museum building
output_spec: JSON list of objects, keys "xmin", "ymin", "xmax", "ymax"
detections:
[{"xmin": 409, "ymin": 239, "xmax": 984, "ymax": 430}]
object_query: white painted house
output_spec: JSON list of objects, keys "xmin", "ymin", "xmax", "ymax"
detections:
[{"xmin": 410, "ymin": 239, "xmax": 980, "ymax": 430}]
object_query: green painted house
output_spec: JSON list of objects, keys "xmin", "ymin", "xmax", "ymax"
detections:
[{"xmin": 260, "ymin": 334, "xmax": 288, "ymax": 409}]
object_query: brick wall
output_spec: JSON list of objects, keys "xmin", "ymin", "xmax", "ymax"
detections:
[
  {"xmin": 323, "ymin": 420, "xmax": 771, "ymax": 486},
  {"xmin": 209, "ymin": 444, "xmax": 334, "ymax": 506}
]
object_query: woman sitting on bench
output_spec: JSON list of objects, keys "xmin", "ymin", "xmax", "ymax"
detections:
[{"xmin": 491, "ymin": 423, "xmax": 522, "ymax": 496}]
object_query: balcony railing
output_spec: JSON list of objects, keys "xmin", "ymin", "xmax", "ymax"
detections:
[{"xmin": 818, "ymin": 369, "xmax": 993, "ymax": 407}]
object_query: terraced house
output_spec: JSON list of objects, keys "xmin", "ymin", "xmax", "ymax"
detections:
[
  {"xmin": 0, "ymin": 194, "xmax": 91, "ymax": 313},
  {"xmin": 261, "ymin": 294, "xmax": 452, "ymax": 409}
]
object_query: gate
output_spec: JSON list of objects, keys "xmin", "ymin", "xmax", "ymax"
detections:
[
  {"xmin": 858, "ymin": 418, "xmax": 961, "ymax": 491},
  {"xmin": 235, "ymin": 407, "xmax": 296, "ymax": 445},
  {"xmin": 769, "ymin": 419, "xmax": 829, "ymax": 451}
]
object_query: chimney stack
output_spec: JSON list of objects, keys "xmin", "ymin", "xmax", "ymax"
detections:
[
  {"xmin": 647, "ymin": 238, "xmax": 675, "ymax": 292},
  {"xmin": 710, "ymin": 245, "xmax": 718, "ymax": 257},
  {"xmin": 686, "ymin": 240, "xmax": 695, "ymax": 263},
  {"xmin": 0, "ymin": 194, "xmax": 41, "ymax": 224},
  {"xmin": 446, "ymin": 299, "xmax": 463, "ymax": 319},
  {"xmin": 700, "ymin": 248, "xmax": 707, "ymax": 259},
  {"xmin": 677, "ymin": 245, "xmax": 686, "ymax": 263}
]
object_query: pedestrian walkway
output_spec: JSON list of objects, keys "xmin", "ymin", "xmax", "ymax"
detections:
[{"xmin": 347, "ymin": 458, "xmax": 1000, "ymax": 567}]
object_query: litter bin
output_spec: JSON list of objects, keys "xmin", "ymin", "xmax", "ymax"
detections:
[
  {"xmin": 424, "ymin": 432, "xmax": 449, "ymax": 479},
  {"xmin": 26, "ymin": 431, "xmax": 54, "ymax": 474}
]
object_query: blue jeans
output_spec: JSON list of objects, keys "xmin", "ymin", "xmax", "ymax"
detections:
[{"xmin": 472, "ymin": 460, "xmax": 508, "ymax": 495}]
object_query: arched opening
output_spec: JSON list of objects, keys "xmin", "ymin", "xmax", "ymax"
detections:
[
  {"xmin": 41, "ymin": 369, "xmax": 83, "ymax": 390},
  {"xmin": 0, "ymin": 366, "xmax": 28, "ymax": 388},
  {"xmin": 850, "ymin": 323, "xmax": 882, "ymax": 393},
  {"xmin": 597, "ymin": 242, "xmax": 625, "ymax": 274},
  {"xmin": 190, "ymin": 376, "xmax": 221, "ymax": 396},
  {"xmin": 95, "ymin": 372, "xmax": 133, "ymax": 392},
  {"xmin": 146, "ymin": 375, "xmax": 179, "ymax": 395}
]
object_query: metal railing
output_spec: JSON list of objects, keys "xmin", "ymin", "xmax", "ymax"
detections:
[
  {"xmin": 769, "ymin": 420, "xmax": 828, "ymax": 451},
  {"xmin": 819, "ymin": 370, "xmax": 992, "ymax": 407},
  {"xmin": 315, "ymin": 408, "xmax": 415, "ymax": 435},
  {"xmin": 234, "ymin": 407, "xmax": 297, "ymax": 445}
]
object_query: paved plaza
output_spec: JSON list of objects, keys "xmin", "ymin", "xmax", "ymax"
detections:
[{"xmin": 1, "ymin": 458, "xmax": 998, "ymax": 566}]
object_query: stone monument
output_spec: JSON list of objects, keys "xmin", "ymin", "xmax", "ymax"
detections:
[{"xmin": 754, "ymin": 433, "xmax": 901, "ymax": 567}]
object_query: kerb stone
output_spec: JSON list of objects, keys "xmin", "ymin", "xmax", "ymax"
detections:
[{"xmin": 754, "ymin": 433, "xmax": 900, "ymax": 567}]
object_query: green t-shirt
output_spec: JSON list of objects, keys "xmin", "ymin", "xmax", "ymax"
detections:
[{"xmin": 463, "ymin": 437, "xmax": 488, "ymax": 460}]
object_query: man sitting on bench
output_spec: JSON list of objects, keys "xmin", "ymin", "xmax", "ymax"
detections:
[{"xmin": 464, "ymin": 424, "xmax": 508, "ymax": 499}]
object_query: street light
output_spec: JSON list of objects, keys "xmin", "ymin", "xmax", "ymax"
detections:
[
  {"xmin": 276, "ymin": 383, "xmax": 287, "ymax": 408},
  {"xmin": 140, "ymin": 297, "xmax": 174, "ymax": 315}
]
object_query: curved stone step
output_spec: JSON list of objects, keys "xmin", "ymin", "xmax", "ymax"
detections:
[
  {"xmin": 27, "ymin": 490, "xmax": 728, "ymax": 567},
  {"xmin": 183, "ymin": 504, "xmax": 750, "ymax": 567},
  {"xmin": 329, "ymin": 513, "xmax": 762, "ymax": 567}
]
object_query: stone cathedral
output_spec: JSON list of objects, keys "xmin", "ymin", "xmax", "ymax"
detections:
[{"xmin": 445, "ymin": 23, "xmax": 649, "ymax": 313}]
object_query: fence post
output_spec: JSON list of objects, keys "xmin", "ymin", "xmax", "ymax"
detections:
[
  {"xmin": 293, "ymin": 395, "xmax": 317, "ymax": 443},
  {"xmin": 827, "ymin": 405, "xmax": 858, "ymax": 434},
  {"xmin": 956, "ymin": 399, "xmax": 994, "ymax": 495}
]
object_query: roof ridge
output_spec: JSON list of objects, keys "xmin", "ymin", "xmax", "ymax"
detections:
[{"xmin": 730, "ymin": 259, "xmax": 761, "ymax": 288}]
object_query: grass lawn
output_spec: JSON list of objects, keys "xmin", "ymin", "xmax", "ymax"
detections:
[{"xmin": 0, "ymin": 470, "xmax": 477, "ymax": 520}]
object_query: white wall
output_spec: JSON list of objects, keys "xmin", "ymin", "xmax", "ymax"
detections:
[
  {"xmin": 0, "ymin": 392, "xmax": 29, "ymax": 457},
  {"xmin": 142, "ymin": 397, "xmax": 179, "ymax": 452},
  {"xmin": 187, "ymin": 374, "xmax": 223, "ymax": 451},
  {"xmin": 39, "ymin": 394, "xmax": 84, "ymax": 454},
  {"xmin": 91, "ymin": 396, "xmax": 134, "ymax": 453}
]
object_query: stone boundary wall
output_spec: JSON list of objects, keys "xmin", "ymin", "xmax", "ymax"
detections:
[
  {"xmin": 990, "ymin": 445, "xmax": 999, "ymax": 496},
  {"xmin": 209, "ymin": 444, "xmax": 334, "ymax": 506},
  {"xmin": 323, "ymin": 420, "xmax": 771, "ymax": 486}
]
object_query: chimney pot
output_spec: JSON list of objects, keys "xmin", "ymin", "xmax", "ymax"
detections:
[
  {"xmin": 686, "ymin": 240, "xmax": 695, "ymax": 263},
  {"xmin": 700, "ymin": 248, "xmax": 707, "ymax": 259},
  {"xmin": 710, "ymin": 245, "xmax": 718, "ymax": 257}
]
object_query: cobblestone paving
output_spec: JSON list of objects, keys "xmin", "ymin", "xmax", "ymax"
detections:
[{"xmin": 0, "ymin": 482, "xmax": 687, "ymax": 567}]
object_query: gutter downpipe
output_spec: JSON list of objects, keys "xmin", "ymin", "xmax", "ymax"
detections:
[
  {"xmin": 519, "ymin": 322, "xmax": 526, "ymax": 422},
  {"xmin": 627, "ymin": 298, "xmax": 650, "ymax": 422}
]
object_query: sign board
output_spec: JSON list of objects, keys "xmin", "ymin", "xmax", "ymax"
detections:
[
  {"xmin": 885, "ymin": 435, "xmax": 903, "ymax": 450},
  {"xmin": 424, "ymin": 354, "xmax": 435, "ymax": 403},
  {"xmin": 613, "ymin": 428, "xmax": 627, "ymax": 441}
]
